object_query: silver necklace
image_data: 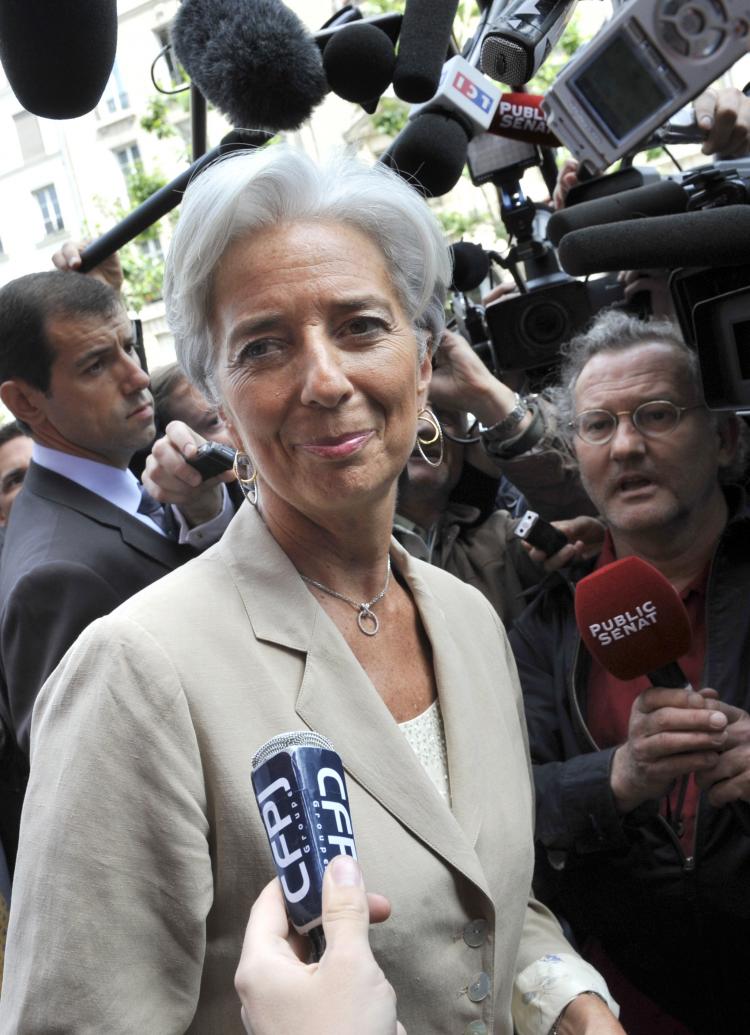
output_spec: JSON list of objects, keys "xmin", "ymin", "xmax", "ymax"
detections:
[{"xmin": 300, "ymin": 557, "xmax": 392, "ymax": 636}]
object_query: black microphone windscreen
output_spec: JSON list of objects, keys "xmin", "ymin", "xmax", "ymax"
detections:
[
  {"xmin": 558, "ymin": 206, "xmax": 750, "ymax": 277},
  {"xmin": 323, "ymin": 22, "xmax": 395, "ymax": 104},
  {"xmin": 392, "ymin": 0, "xmax": 460, "ymax": 102},
  {"xmin": 0, "ymin": 0, "xmax": 117, "ymax": 119},
  {"xmin": 387, "ymin": 113, "xmax": 469, "ymax": 197},
  {"xmin": 450, "ymin": 243, "xmax": 490, "ymax": 292},
  {"xmin": 172, "ymin": 0, "xmax": 328, "ymax": 132},
  {"xmin": 548, "ymin": 180, "xmax": 688, "ymax": 248}
]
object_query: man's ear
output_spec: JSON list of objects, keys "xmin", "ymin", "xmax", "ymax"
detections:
[
  {"xmin": 0, "ymin": 380, "xmax": 44, "ymax": 429},
  {"xmin": 717, "ymin": 413, "xmax": 741, "ymax": 466}
]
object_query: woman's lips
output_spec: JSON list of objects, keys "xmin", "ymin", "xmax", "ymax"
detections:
[{"xmin": 297, "ymin": 430, "xmax": 374, "ymax": 459}]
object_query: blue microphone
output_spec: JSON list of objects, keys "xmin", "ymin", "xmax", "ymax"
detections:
[{"xmin": 251, "ymin": 730, "xmax": 358, "ymax": 959}]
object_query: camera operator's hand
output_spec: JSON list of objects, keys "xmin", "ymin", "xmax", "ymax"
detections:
[
  {"xmin": 694, "ymin": 86, "xmax": 750, "ymax": 157},
  {"xmin": 553, "ymin": 157, "xmax": 580, "ymax": 210},
  {"xmin": 142, "ymin": 419, "xmax": 234, "ymax": 528},
  {"xmin": 617, "ymin": 268, "xmax": 677, "ymax": 321},
  {"xmin": 51, "ymin": 240, "xmax": 124, "ymax": 294},
  {"xmin": 235, "ymin": 858, "xmax": 404, "ymax": 1035},
  {"xmin": 610, "ymin": 687, "xmax": 728, "ymax": 814},
  {"xmin": 523, "ymin": 515, "xmax": 606, "ymax": 572},
  {"xmin": 430, "ymin": 329, "xmax": 528, "ymax": 431},
  {"xmin": 482, "ymin": 280, "xmax": 520, "ymax": 306}
]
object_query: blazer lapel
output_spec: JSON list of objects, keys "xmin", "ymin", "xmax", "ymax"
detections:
[
  {"xmin": 220, "ymin": 507, "xmax": 491, "ymax": 897},
  {"xmin": 26, "ymin": 462, "xmax": 194, "ymax": 568}
]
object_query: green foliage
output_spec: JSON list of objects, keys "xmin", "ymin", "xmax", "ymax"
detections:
[
  {"xmin": 96, "ymin": 165, "xmax": 173, "ymax": 312},
  {"xmin": 140, "ymin": 96, "xmax": 177, "ymax": 140},
  {"xmin": 360, "ymin": 0, "xmax": 404, "ymax": 13},
  {"xmin": 140, "ymin": 91, "xmax": 190, "ymax": 141},
  {"xmin": 118, "ymin": 249, "xmax": 165, "ymax": 312},
  {"xmin": 436, "ymin": 209, "xmax": 484, "ymax": 240},
  {"xmin": 370, "ymin": 97, "xmax": 409, "ymax": 137},
  {"xmin": 528, "ymin": 12, "xmax": 587, "ymax": 93}
]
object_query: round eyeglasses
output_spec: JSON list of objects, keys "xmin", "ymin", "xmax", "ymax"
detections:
[{"xmin": 569, "ymin": 400, "xmax": 706, "ymax": 445}]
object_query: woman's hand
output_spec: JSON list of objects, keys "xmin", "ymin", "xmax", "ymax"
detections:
[
  {"xmin": 142, "ymin": 420, "xmax": 234, "ymax": 527},
  {"xmin": 235, "ymin": 856, "xmax": 404, "ymax": 1035}
]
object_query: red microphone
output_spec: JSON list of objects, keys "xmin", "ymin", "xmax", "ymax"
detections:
[
  {"xmin": 575, "ymin": 555, "xmax": 692, "ymax": 688},
  {"xmin": 487, "ymin": 92, "xmax": 561, "ymax": 149},
  {"xmin": 575, "ymin": 555, "xmax": 750, "ymax": 832}
]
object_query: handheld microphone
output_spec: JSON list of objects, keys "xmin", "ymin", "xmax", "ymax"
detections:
[
  {"xmin": 479, "ymin": 0, "xmax": 578, "ymax": 86},
  {"xmin": 547, "ymin": 179, "xmax": 689, "ymax": 247},
  {"xmin": 322, "ymin": 21, "xmax": 396, "ymax": 110},
  {"xmin": 78, "ymin": 131, "xmax": 269, "ymax": 273},
  {"xmin": 450, "ymin": 242, "xmax": 490, "ymax": 292},
  {"xmin": 252, "ymin": 730, "xmax": 357, "ymax": 959},
  {"xmin": 0, "ymin": 0, "xmax": 117, "ymax": 119},
  {"xmin": 386, "ymin": 55, "xmax": 502, "ymax": 195},
  {"xmin": 576, "ymin": 555, "xmax": 750, "ymax": 832},
  {"xmin": 393, "ymin": 0, "xmax": 460, "ymax": 102},
  {"xmin": 558, "ymin": 206, "xmax": 750, "ymax": 276},
  {"xmin": 487, "ymin": 91, "xmax": 561, "ymax": 148},
  {"xmin": 575, "ymin": 556, "xmax": 692, "ymax": 687},
  {"xmin": 171, "ymin": 0, "xmax": 328, "ymax": 132}
]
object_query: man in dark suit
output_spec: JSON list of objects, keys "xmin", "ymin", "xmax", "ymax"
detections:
[{"xmin": 0, "ymin": 269, "xmax": 232, "ymax": 869}]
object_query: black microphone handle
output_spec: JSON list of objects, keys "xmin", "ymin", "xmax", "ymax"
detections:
[
  {"xmin": 78, "ymin": 138, "xmax": 254, "ymax": 273},
  {"xmin": 647, "ymin": 660, "xmax": 690, "ymax": 689}
]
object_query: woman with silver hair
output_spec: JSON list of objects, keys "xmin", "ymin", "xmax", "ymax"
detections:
[{"xmin": 1, "ymin": 147, "xmax": 623, "ymax": 1035}]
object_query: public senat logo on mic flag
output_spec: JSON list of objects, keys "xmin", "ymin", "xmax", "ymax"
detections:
[{"xmin": 574, "ymin": 556, "xmax": 692, "ymax": 680}]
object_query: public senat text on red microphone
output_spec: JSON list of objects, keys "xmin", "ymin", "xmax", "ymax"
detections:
[{"xmin": 575, "ymin": 555, "xmax": 692, "ymax": 681}]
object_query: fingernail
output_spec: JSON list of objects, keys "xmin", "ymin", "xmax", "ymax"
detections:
[
  {"xmin": 700, "ymin": 115, "xmax": 713, "ymax": 129},
  {"xmin": 709, "ymin": 711, "xmax": 727, "ymax": 728},
  {"xmin": 330, "ymin": 854, "xmax": 362, "ymax": 887}
]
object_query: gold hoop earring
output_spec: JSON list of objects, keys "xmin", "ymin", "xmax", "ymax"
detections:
[
  {"xmin": 233, "ymin": 451, "xmax": 258, "ymax": 505},
  {"xmin": 415, "ymin": 407, "xmax": 444, "ymax": 467}
]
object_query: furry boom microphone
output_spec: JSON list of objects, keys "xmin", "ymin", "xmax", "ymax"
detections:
[{"xmin": 172, "ymin": 0, "xmax": 328, "ymax": 132}]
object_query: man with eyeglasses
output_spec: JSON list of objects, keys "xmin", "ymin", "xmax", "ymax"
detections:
[{"xmin": 509, "ymin": 308, "xmax": 750, "ymax": 1035}]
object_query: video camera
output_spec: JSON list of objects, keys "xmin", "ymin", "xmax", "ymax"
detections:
[
  {"xmin": 450, "ymin": 141, "xmax": 631, "ymax": 386},
  {"xmin": 547, "ymin": 156, "xmax": 750, "ymax": 414}
]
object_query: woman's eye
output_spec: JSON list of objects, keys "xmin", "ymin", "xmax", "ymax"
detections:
[
  {"xmin": 345, "ymin": 316, "xmax": 383, "ymax": 336},
  {"xmin": 237, "ymin": 339, "xmax": 278, "ymax": 363}
]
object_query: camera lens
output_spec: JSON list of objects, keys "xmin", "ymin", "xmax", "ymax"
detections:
[{"xmin": 520, "ymin": 299, "xmax": 569, "ymax": 349}]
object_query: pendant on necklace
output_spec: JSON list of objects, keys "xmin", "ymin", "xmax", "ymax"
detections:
[{"xmin": 357, "ymin": 606, "xmax": 379, "ymax": 636}]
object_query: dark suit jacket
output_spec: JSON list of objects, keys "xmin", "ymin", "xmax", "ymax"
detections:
[{"xmin": 0, "ymin": 461, "xmax": 198, "ymax": 761}]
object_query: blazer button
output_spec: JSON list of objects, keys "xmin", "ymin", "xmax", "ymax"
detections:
[
  {"xmin": 463, "ymin": 919, "xmax": 488, "ymax": 947},
  {"xmin": 464, "ymin": 1023, "xmax": 488, "ymax": 1035},
  {"xmin": 468, "ymin": 971, "xmax": 491, "ymax": 1002}
]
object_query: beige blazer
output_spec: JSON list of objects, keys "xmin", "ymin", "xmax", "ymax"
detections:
[{"xmin": 1, "ymin": 505, "xmax": 599, "ymax": 1035}]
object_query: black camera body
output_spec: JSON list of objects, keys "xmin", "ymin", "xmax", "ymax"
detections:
[{"xmin": 484, "ymin": 273, "xmax": 625, "ymax": 372}]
